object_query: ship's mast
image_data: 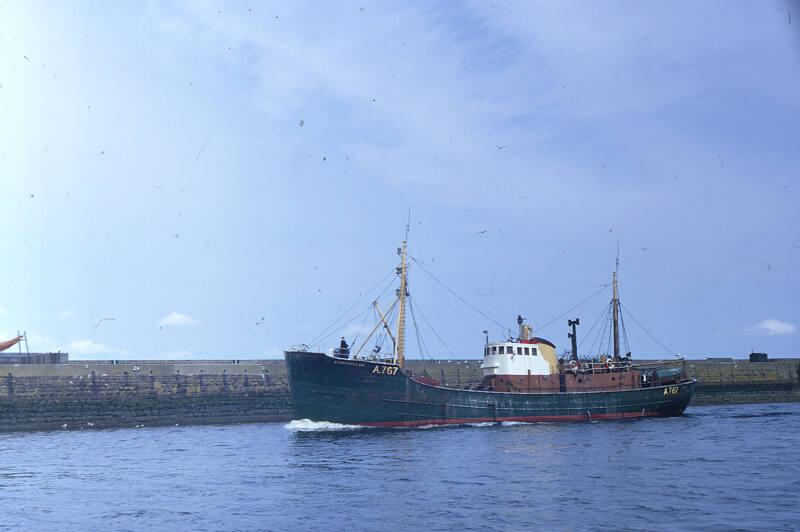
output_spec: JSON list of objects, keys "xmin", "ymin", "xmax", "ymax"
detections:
[
  {"xmin": 394, "ymin": 221, "xmax": 410, "ymax": 367},
  {"xmin": 612, "ymin": 244, "xmax": 620, "ymax": 361},
  {"xmin": 568, "ymin": 319, "xmax": 579, "ymax": 361}
]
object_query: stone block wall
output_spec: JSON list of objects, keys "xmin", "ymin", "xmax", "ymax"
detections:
[{"xmin": 0, "ymin": 363, "xmax": 291, "ymax": 432}]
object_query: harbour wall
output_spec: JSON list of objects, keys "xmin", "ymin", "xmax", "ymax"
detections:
[
  {"xmin": 0, "ymin": 358, "xmax": 797, "ymax": 431},
  {"xmin": 0, "ymin": 360, "xmax": 291, "ymax": 432}
]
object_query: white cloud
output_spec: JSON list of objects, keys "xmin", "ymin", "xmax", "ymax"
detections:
[
  {"xmin": 746, "ymin": 319, "xmax": 796, "ymax": 336},
  {"xmin": 68, "ymin": 339, "xmax": 130, "ymax": 356},
  {"xmin": 158, "ymin": 312, "xmax": 199, "ymax": 327},
  {"xmin": 57, "ymin": 310, "xmax": 73, "ymax": 321}
]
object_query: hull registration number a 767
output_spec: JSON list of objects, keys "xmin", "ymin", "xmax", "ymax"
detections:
[{"xmin": 372, "ymin": 365, "xmax": 399, "ymax": 376}]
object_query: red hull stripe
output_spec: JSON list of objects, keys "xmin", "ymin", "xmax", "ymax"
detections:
[{"xmin": 359, "ymin": 411, "xmax": 662, "ymax": 427}]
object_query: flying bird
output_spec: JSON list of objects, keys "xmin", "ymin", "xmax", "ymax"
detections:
[
  {"xmin": 496, "ymin": 145, "xmax": 507, "ymax": 150},
  {"xmin": 93, "ymin": 317, "xmax": 115, "ymax": 329}
]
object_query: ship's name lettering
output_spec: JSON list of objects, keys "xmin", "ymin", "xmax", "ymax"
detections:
[
  {"xmin": 663, "ymin": 386, "xmax": 679, "ymax": 396},
  {"xmin": 372, "ymin": 365, "xmax": 399, "ymax": 376},
  {"xmin": 334, "ymin": 360, "xmax": 365, "ymax": 367}
]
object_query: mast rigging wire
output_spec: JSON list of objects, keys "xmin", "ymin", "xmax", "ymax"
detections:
[
  {"xmin": 408, "ymin": 298, "xmax": 430, "ymax": 371},
  {"xmin": 619, "ymin": 307, "xmax": 631, "ymax": 355},
  {"xmin": 350, "ymin": 305, "xmax": 373, "ymax": 349},
  {"xmin": 536, "ymin": 284, "xmax": 610, "ymax": 333},
  {"xmin": 408, "ymin": 295, "xmax": 456, "ymax": 358},
  {"xmin": 620, "ymin": 302, "xmax": 679, "ymax": 357},
  {"xmin": 409, "ymin": 256, "xmax": 507, "ymax": 330},
  {"xmin": 587, "ymin": 302, "xmax": 612, "ymax": 359},
  {"xmin": 577, "ymin": 301, "xmax": 609, "ymax": 351},
  {"xmin": 308, "ymin": 271, "xmax": 395, "ymax": 347}
]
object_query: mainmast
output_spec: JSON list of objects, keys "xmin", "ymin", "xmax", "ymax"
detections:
[
  {"xmin": 612, "ymin": 244, "xmax": 620, "ymax": 361},
  {"xmin": 394, "ymin": 225, "xmax": 410, "ymax": 367}
]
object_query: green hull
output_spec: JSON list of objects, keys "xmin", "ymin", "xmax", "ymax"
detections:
[{"xmin": 285, "ymin": 351, "xmax": 695, "ymax": 426}]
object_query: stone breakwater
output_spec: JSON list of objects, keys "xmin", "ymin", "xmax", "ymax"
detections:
[
  {"xmin": 0, "ymin": 360, "xmax": 291, "ymax": 432},
  {"xmin": 0, "ymin": 358, "xmax": 797, "ymax": 432}
]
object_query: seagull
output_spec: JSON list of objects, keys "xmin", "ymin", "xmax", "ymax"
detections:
[
  {"xmin": 496, "ymin": 145, "xmax": 507, "ymax": 150},
  {"xmin": 641, "ymin": 247, "xmax": 649, "ymax": 252},
  {"xmin": 93, "ymin": 317, "xmax": 116, "ymax": 329}
]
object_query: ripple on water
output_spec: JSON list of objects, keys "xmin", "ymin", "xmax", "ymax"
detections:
[{"xmin": 0, "ymin": 403, "xmax": 797, "ymax": 530}]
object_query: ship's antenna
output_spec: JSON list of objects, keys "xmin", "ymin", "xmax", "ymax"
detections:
[{"xmin": 612, "ymin": 243, "xmax": 620, "ymax": 361}]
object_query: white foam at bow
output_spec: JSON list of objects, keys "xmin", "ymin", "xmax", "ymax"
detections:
[{"xmin": 284, "ymin": 419, "xmax": 365, "ymax": 431}]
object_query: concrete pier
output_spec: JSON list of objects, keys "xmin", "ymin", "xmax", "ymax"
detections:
[{"xmin": 0, "ymin": 358, "xmax": 797, "ymax": 432}]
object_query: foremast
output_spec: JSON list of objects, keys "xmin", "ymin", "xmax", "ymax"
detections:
[{"xmin": 394, "ymin": 239, "xmax": 408, "ymax": 368}]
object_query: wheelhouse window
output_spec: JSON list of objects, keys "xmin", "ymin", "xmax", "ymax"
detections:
[
  {"xmin": 492, "ymin": 346, "xmax": 498, "ymax": 354},
  {"xmin": 524, "ymin": 347, "xmax": 530, "ymax": 355},
  {"xmin": 498, "ymin": 346, "xmax": 504, "ymax": 354},
  {"xmin": 531, "ymin": 348, "xmax": 538, "ymax": 356}
]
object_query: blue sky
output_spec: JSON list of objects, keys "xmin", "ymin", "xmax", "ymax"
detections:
[{"xmin": 1, "ymin": 0, "xmax": 798, "ymax": 360}]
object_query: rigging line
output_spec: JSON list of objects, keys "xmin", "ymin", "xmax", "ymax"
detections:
[
  {"xmin": 350, "ymin": 305, "xmax": 373, "ymax": 349},
  {"xmin": 316, "ymin": 309, "xmax": 369, "ymax": 352},
  {"xmin": 602, "ymin": 302, "xmax": 613, "ymax": 355},
  {"xmin": 620, "ymin": 308, "xmax": 631, "ymax": 355},
  {"xmin": 408, "ymin": 298, "xmax": 429, "ymax": 369},
  {"xmin": 589, "ymin": 302, "xmax": 612, "ymax": 359},
  {"xmin": 314, "ymin": 271, "xmax": 399, "ymax": 348},
  {"xmin": 595, "ymin": 304, "xmax": 609, "ymax": 357},
  {"xmin": 408, "ymin": 295, "xmax": 456, "ymax": 358},
  {"xmin": 577, "ymin": 300, "xmax": 610, "ymax": 350},
  {"xmin": 413, "ymin": 304, "xmax": 434, "ymax": 363},
  {"xmin": 314, "ymin": 281, "xmax": 395, "ymax": 349},
  {"xmin": 620, "ymin": 302, "xmax": 678, "ymax": 357},
  {"xmin": 374, "ymin": 302, "xmax": 397, "ymax": 354},
  {"xmin": 408, "ymin": 256, "xmax": 507, "ymax": 330},
  {"xmin": 536, "ymin": 284, "xmax": 611, "ymax": 333},
  {"xmin": 308, "ymin": 270, "xmax": 395, "ymax": 346}
]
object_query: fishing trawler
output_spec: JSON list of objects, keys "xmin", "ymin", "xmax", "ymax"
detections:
[{"xmin": 285, "ymin": 237, "xmax": 694, "ymax": 426}]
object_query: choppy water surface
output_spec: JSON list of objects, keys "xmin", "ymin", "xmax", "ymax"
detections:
[{"xmin": 1, "ymin": 402, "xmax": 798, "ymax": 531}]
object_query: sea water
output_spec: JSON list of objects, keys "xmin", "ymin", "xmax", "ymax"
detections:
[{"xmin": 1, "ymin": 402, "xmax": 798, "ymax": 531}]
